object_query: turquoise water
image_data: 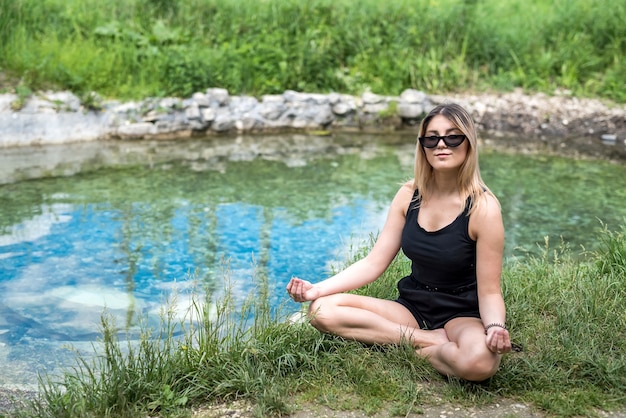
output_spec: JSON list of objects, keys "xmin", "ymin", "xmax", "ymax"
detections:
[{"xmin": 0, "ymin": 134, "xmax": 625, "ymax": 386}]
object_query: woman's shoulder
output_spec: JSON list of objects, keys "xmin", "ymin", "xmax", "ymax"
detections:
[
  {"xmin": 391, "ymin": 180, "xmax": 416, "ymax": 212},
  {"xmin": 399, "ymin": 180, "xmax": 417, "ymax": 199},
  {"xmin": 401, "ymin": 179, "xmax": 415, "ymax": 191},
  {"xmin": 482, "ymin": 190, "xmax": 501, "ymax": 210},
  {"xmin": 469, "ymin": 191, "xmax": 503, "ymax": 228}
]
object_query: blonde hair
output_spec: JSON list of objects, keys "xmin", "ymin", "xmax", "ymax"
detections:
[{"xmin": 412, "ymin": 103, "xmax": 494, "ymax": 214}]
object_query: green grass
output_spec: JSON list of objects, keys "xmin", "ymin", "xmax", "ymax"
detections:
[
  {"xmin": 0, "ymin": 0, "xmax": 624, "ymax": 101},
  {"xmin": 14, "ymin": 223, "xmax": 626, "ymax": 417}
]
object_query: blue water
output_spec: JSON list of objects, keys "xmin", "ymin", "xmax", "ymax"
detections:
[
  {"xmin": 0, "ymin": 135, "xmax": 401, "ymax": 386},
  {"xmin": 1, "ymin": 199, "xmax": 374, "ymax": 332},
  {"xmin": 1, "ymin": 133, "xmax": 625, "ymax": 386}
]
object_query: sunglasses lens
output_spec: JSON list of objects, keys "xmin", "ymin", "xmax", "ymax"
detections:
[
  {"xmin": 419, "ymin": 135, "xmax": 466, "ymax": 148},
  {"xmin": 445, "ymin": 135, "xmax": 466, "ymax": 147},
  {"xmin": 419, "ymin": 137, "xmax": 439, "ymax": 148}
]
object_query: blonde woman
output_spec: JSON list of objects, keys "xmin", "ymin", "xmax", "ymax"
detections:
[{"xmin": 287, "ymin": 103, "xmax": 512, "ymax": 381}]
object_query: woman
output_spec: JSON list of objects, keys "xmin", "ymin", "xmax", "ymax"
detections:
[{"xmin": 286, "ymin": 103, "xmax": 512, "ymax": 381}]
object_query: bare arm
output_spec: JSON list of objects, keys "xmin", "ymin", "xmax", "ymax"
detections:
[
  {"xmin": 470, "ymin": 193, "xmax": 512, "ymax": 353},
  {"xmin": 287, "ymin": 182, "xmax": 413, "ymax": 302}
]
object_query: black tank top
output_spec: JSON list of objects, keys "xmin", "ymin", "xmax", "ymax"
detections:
[{"xmin": 401, "ymin": 190, "xmax": 477, "ymax": 290}]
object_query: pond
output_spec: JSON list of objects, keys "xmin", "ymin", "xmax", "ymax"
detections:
[{"xmin": 1, "ymin": 133, "xmax": 625, "ymax": 387}]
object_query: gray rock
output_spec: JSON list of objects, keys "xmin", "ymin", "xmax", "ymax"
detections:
[
  {"xmin": 257, "ymin": 102, "xmax": 285, "ymax": 121},
  {"xmin": 206, "ymin": 88, "xmax": 230, "ymax": 106},
  {"xmin": 400, "ymin": 89, "xmax": 426, "ymax": 104},
  {"xmin": 601, "ymin": 134, "xmax": 617, "ymax": 142},
  {"xmin": 116, "ymin": 122, "xmax": 156, "ymax": 139},
  {"xmin": 230, "ymin": 95, "xmax": 259, "ymax": 114},
  {"xmin": 0, "ymin": 112, "xmax": 109, "ymax": 147},
  {"xmin": 312, "ymin": 104, "xmax": 335, "ymax": 126},
  {"xmin": 211, "ymin": 111, "xmax": 236, "ymax": 132},
  {"xmin": 363, "ymin": 102, "xmax": 388, "ymax": 114},
  {"xmin": 0, "ymin": 95, "xmax": 17, "ymax": 112},
  {"xmin": 283, "ymin": 90, "xmax": 329, "ymax": 105},
  {"xmin": 159, "ymin": 97, "xmax": 182, "ymax": 109},
  {"xmin": 191, "ymin": 92, "xmax": 211, "ymax": 107},
  {"xmin": 397, "ymin": 102, "xmax": 424, "ymax": 119},
  {"xmin": 42, "ymin": 91, "xmax": 81, "ymax": 112},
  {"xmin": 235, "ymin": 113, "xmax": 264, "ymax": 131},
  {"xmin": 185, "ymin": 102, "xmax": 202, "ymax": 120},
  {"xmin": 362, "ymin": 91, "xmax": 384, "ymax": 104},
  {"xmin": 201, "ymin": 107, "xmax": 216, "ymax": 122},
  {"xmin": 332, "ymin": 102, "xmax": 354, "ymax": 116}
]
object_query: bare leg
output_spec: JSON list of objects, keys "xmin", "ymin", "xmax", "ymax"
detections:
[
  {"xmin": 308, "ymin": 293, "xmax": 449, "ymax": 348},
  {"xmin": 418, "ymin": 317, "xmax": 502, "ymax": 381}
]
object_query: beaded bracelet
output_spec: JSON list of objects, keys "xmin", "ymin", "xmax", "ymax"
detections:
[{"xmin": 484, "ymin": 323, "xmax": 507, "ymax": 334}]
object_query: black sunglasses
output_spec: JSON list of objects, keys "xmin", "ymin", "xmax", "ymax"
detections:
[{"xmin": 418, "ymin": 134, "xmax": 467, "ymax": 149}]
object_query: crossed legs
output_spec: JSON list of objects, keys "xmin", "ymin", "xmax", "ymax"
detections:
[{"xmin": 308, "ymin": 293, "xmax": 501, "ymax": 381}]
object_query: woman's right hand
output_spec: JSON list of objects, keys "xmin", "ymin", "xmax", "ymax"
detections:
[{"xmin": 286, "ymin": 277, "xmax": 320, "ymax": 302}]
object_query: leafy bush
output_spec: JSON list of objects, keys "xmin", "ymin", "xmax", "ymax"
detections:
[{"xmin": 0, "ymin": 0, "xmax": 623, "ymax": 101}]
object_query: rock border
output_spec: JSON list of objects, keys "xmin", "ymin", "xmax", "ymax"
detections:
[{"xmin": 1, "ymin": 88, "xmax": 624, "ymax": 154}]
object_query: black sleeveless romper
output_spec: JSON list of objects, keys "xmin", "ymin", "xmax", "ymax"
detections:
[{"xmin": 395, "ymin": 190, "xmax": 480, "ymax": 329}]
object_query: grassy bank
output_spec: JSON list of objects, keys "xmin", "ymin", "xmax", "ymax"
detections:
[
  {"xmin": 1, "ymin": 0, "xmax": 624, "ymax": 102},
  {"xmin": 15, "ymin": 224, "xmax": 626, "ymax": 417}
]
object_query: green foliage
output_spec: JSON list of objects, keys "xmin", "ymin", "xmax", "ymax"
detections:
[
  {"xmin": 595, "ymin": 223, "xmax": 626, "ymax": 277},
  {"xmin": 15, "ymin": 226, "xmax": 626, "ymax": 417},
  {"xmin": 161, "ymin": 47, "xmax": 218, "ymax": 97},
  {"xmin": 0, "ymin": 0, "xmax": 624, "ymax": 101},
  {"xmin": 10, "ymin": 81, "xmax": 33, "ymax": 111}
]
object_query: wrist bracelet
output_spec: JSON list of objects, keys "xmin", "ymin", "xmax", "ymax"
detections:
[{"xmin": 484, "ymin": 323, "xmax": 507, "ymax": 334}]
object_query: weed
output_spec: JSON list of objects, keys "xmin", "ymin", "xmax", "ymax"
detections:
[
  {"xmin": 15, "ymin": 226, "xmax": 626, "ymax": 417},
  {"xmin": 0, "ymin": 0, "xmax": 623, "ymax": 101}
]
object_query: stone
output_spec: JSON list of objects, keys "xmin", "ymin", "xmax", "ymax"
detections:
[
  {"xmin": 185, "ymin": 102, "xmax": 202, "ymax": 120},
  {"xmin": 0, "ymin": 95, "xmax": 17, "ymax": 112},
  {"xmin": 230, "ymin": 95, "xmax": 259, "ymax": 113},
  {"xmin": 313, "ymin": 105, "xmax": 335, "ymax": 126},
  {"xmin": 362, "ymin": 91, "xmax": 384, "ymax": 104},
  {"xmin": 235, "ymin": 113, "xmax": 264, "ymax": 131},
  {"xmin": 257, "ymin": 102, "xmax": 285, "ymax": 121},
  {"xmin": 362, "ymin": 102, "xmax": 388, "ymax": 114},
  {"xmin": 191, "ymin": 92, "xmax": 211, "ymax": 107},
  {"xmin": 206, "ymin": 88, "xmax": 230, "ymax": 106},
  {"xmin": 332, "ymin": 102, "xmax": 354, "ymax": 116},
  {"xmin": 211, "ymin": 112, "xmax": 235, "ymax": 132},
  {"xmin": 400, "ymin": 89, "xmax": 426, "ymax": 103},
  {"xmin": 397, "ymin": 102, "xmax": 424, "ymax": 119},
  {"xmin": 283, "ymin": 90, "xmax": 328, "ymax": 105},
  {"xmin": 116, "ymin": 122, "xmax": 156, "ymax": 139},
  {"xmin": 201, "ymin": 108, "xmax": 216, "ymax": 122}
]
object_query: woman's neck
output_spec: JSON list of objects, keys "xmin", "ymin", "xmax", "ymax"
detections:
[{"xmin": 430, "ymin": 172, "xmax": 459, "ymax": 196}]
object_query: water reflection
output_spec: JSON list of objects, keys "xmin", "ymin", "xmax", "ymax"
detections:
[{"xmin": 0, "ymin": 134, "xmax": 406, "ymax": 386}]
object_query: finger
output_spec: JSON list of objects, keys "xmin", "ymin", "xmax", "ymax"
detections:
[
  {"xmin": 292, "ymin": 280, "xmax": 301, "ymax": 294},
  {"xmin": 496, "ymin": 333, "xmax": 510, "ymax": 354},
  {"xmin": 487, "ymin": 332, "xmax": 503, "ymax": 354},
  {"xmin": 287, "ymin": 277, "xmax": 302, "ymax": 294}
]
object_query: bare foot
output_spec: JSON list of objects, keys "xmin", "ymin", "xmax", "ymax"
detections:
[
  {"xmin": 428, "ymin": 328, "xmax": 449, "ymax": 346},
  {"xmin": 414, "ymin": 329, "xmax": 450, "ymax": 359},
  {"xmin": 412, "ymin": 328, "xmax": 449, "ymax": 350}
]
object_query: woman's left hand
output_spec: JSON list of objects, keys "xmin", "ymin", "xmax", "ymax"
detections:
[{"xmin": 485, "ymin": 327, "xmax": 512, "ymax": 355}]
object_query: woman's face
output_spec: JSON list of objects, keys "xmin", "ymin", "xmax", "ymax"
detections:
[{"xmin": 422, "ymin": 114, "xmax": 469, "ymax": 172}]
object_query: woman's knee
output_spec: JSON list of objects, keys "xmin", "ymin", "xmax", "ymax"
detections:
[
  {"xmin": 455, "ymin": 351, "xmax": 500, "ymax": 382},
  {"xmin": 307, "ymin": 294, "xmax": 343, "ymax": 333}
]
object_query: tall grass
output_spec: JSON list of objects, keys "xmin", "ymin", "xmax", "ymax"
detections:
[
  {"xmin": 1, "ymin": 0, "xmax": 624, "ymax": 101},
  {"xmin": 16, "ymin": 223, "xmax": 626, "ymax": 417}
]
